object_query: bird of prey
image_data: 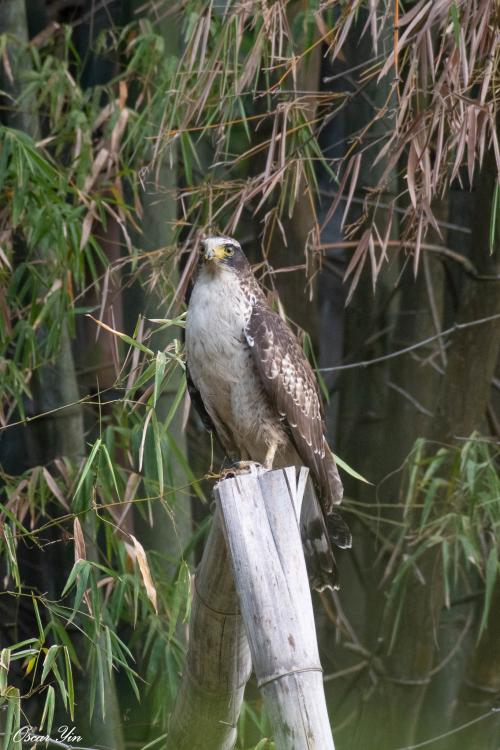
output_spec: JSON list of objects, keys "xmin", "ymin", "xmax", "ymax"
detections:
[{"xmin": 185, "ymin": 235, "xmax": 351, "ymax": 590}]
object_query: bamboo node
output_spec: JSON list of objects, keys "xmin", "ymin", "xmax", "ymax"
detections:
[
  {"xmin": 258, "ymin": 666, "xmax": 324, "ymax": 689},
  {"xmin": 193, "ymin": 575, "xmax": 241, "ymax": 617}
]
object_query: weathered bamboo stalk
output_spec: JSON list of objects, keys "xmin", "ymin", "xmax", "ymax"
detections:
[
  {"xmin": 169, "ymin": 466, "xmax": 335, "ymax": 749},
  {"xmin": 166, "ymin": 509, "xmax": 252, "ymax": 750},
  {"xmin": 217, "ymin": 466, "xmax": 335, "ymax": 750}
]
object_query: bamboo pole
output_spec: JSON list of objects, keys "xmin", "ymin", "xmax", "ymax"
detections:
[
  {"xmin": 168, "ymin": 466, "xmax": 335, "ymax": 749},
  {"xmin": 166, "ymin": 509, "xmax": 252, "ymax": 750},
  {"xmin": 216, "ymin": 466, "xmax": 335, "ymax": 750}
]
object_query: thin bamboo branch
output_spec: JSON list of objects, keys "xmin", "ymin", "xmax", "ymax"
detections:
[{"xmin": 319, "ymin": 311, "xmax": 500, "ymax": 373}]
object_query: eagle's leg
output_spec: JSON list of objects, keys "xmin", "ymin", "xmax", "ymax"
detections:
[{"xmin": 263, "ymin": 440, "xmax": 278, "ymax": 470}]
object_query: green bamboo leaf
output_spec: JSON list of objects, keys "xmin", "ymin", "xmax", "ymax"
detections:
[
  {"xmin": 70, "ymin": 563, "xmax": 91, "ymax": 623},
  {"xmin": 126, "ymin": 362, "xmax": 157, "ymax": 400},
  {"xmin": 49, "ymin": 619, "xmax": 81, "ymax": 669},
  {"xmin": 442, "ymin": 540, "xmax": 450, "ymax": 609},
  {"xmin": 61, "ymin": 557, "xmax": 88, "ymax": 598},
  {"xmin": 73, "ymin": 438, "xmax": 102, "ymax": 501},
  {"xmin": 450, "ymin": 3, "xmax": 461, "ymax": 46},
  {"xmin": 153, "ymin": 350, "xmax": 167, "ymax": 407},
  {"xmin": 163, "ymin": 376, "xmax": 187, "ymax": 433},
  {"xmin": 333, "ymin": 454, "xmax": 372, "ymax": 484},
  {"xmin": 148, "ymin": 313, "xmax": 187, "ymax": 330},
  {"xmin": 0, "ymin": 503, "xmax": 31, "ymax": 540},
  {"xmin": 118, "ymin": 332, "xmax": 154, "ymax": 356},
  {"xmin": 0, "ymin": 648, "xmax": 10, "ymax": 693},
  {"xmin": 95, "ymin": 641, "xmax": 106, "ymax": 720},
  {"xmin": 3, "ymin": 685, "xmax": 20, "ymax": 750},
  {"xmin": 40, "ymin": 685, "xmax": 55, "ymax": 735},
  {"xmin": 479, "ymin": 546, "xmax": 498, "ymax": 638},
  {"xmin": 7, "ymin": 638, "xmax": 38, "ymax": 654},
  {"xmin": 86, "ymin": 315, "xmax": 154, "ymax": 355},
  {"xmin": 253, "ymin": 740, "xmax": 274, "ymax": 750},
  {"xmin": 151, "ymin": 412, "xmax": 164, "ymax": 496},
  {"xmin": 104, "ymin": 626, "xmax": 113, "ymax": 678},
  {"xmin": 139, "ymin": 734, "xmax": 168, "ymax": 750},
  {"xmin": 41, "ymin": 644, "xmax": 59, "ymax": 684},
  {"xmin": 168, "ymin": 562, "xmax": 190, "ymax": 641},
  {"xmin": 101, "ymin": 442, "xmax": 120, "ymax": 499},
  {"xmin": 3, "ymin": 527, "xmax": 20, "ymax": 589},
  {"xmin": 404, "ymin": 438, "xmax": 425, "ymax": 513},
  {"xmin": 50, "ymin": 659, "xmax": 67, "ymax": 711},
  {"xmin": 31, "ymin": 594, "xmax": 45, "ymax": 644},
  {"xmin": 63, "ymin": 647, "xmax": 75, "ymax": 721}
]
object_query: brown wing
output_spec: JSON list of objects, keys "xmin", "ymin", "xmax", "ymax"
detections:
[
  {"xmin": 245, "ymin": 301, "xmax": 344, "ymax": 514},
  {"xmin": 186, "ymin": 364, "xmax": 216, "ymax": 434}
]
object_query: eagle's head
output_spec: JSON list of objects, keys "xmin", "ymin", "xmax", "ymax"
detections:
[{"xmin": 200, "ymin": 236, "xmax": 248, "ymax": 272}]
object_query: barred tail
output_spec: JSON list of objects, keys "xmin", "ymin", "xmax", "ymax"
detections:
[{"xmin": 300, "ymin": 478, "xmax": 351, "ymax": 592}]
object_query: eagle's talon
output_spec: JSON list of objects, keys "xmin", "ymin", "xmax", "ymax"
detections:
[{"xmin": 219, "ymin": 460, "xmax": 263, "ymax": 479}]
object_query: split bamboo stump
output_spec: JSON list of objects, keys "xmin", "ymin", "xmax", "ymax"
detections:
[{"xmin": 166, "ymin": 466, "xmax": 335, "ymax": 750}]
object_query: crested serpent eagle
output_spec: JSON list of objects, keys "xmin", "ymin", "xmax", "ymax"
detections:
[{"xmin": 185, "ymin": 236, "xmax": 351, "ymax": 590}]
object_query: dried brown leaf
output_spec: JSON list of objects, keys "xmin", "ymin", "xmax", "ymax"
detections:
[
  {"xmin": 73, "ymin": 517, "xmax": 86, "ymax": 562},
  {"xmin": 43, "ymin": 467, "xmax": 69, "ymax": 510},
  {"xmin": 127, "ymin": 535, "xmax": 158, "ymax": 613}
]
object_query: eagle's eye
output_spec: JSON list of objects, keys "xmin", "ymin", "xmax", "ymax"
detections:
[{"xmin": 224, "ymin": 245, "xmax": 235, "ymax": 257}]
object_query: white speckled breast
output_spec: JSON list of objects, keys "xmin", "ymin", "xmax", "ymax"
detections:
[{"xmin": 186, "ymin": 264, "xmax": 288, "ymax": 461}]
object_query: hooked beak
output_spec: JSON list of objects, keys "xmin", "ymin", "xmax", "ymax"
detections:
[{"xmin": 201, "ymin": 239, "xmax": 226, "ymax": 262}]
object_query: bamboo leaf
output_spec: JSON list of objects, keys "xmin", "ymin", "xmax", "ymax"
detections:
[
  {"xmin": 168, "ymin": 561, "xmax": 191, "ymax": 641},
  {"xmin": 127, "ymin": 535, "xmax": 158, "ymax": 613},
  {"xmin": 24, "ymin": 655, "xmax": 37, "ymax": 677},
  {"xmin": 104, "ymin": 626, "xmax": 113, "ymax": 678},
  {"xmin": 479, "ymin": 546, "xmax": 498, "ymax": 638},
  {"xmin": 42, "ymin": 467, "xmax": 69, "ymax": 509},
  {"xmin": 86, "ymin": 315, "xmax": 154, "ymax": 356},
  {"xmin": 31, "ymin": 594, "xmax": 45, "ymax": 644},
  {"xmin": 61, "ymin": 557, "xmax": 88, "ymax": 598},
  {"xmin": 153, "ymin": 350, "xmax": 167, "ymax": 407},
  {"xmin": 0, "ymin": 649, "xmax": 10, "ymax": 693},
  {"xmin": 3, "ymin": 685, "xmax": 20, "ymax": 750},
  {"xmin": 73, "ymin": 517, "xmax": 87, "ymax": 562},
  {"xmin": 139, "ymin": 408, "xmax": 153, "ymax": 473},
  {"xmin": 63, "ymin": 647, "xmax": 75, "ymax": 721},
  {"xmin": 333, "ymin": 454, "xmax": 372, "ymax": 484},
  {"xmin": 73, "ymin": 438, "xmax": 102, "ymax": 501},
  {"xmin": 41, "ymin": 644, "xmax": 59, "ymax": 684},
  {"xmin": 151, "ymin": 411, "xmax": 164, "ymax": 497},
  {"xmin": 95, "ymin": 642, "xmax": 106, "ymax": 720},
  {"xmin": 139, "ymin": 734, "xmax": 168, "ymax": 750},
  {"xmin": 101, "ymin": 442, "xmax": 120, "ymax": 499},
  {"xmin": 40, "ymin": 685, "xmax": 55, "ymax": 735},
  {"xmin": 3, "ymin": 527, "xmax": 20, "ymax": 590},
  {"xmin": 163, "ymin": 376, "xmax": 187, "ymax": 433},
  {"xmin": 449, "ymin": 3, "xmax": 461, "ymax": 47},
  {"xmin": 50, "ymin": 659, "xmax": 68, "ymax": 711},
  {"xmin": 253, "ymin": 740, "xmax": 274, "ymax": 750}
]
